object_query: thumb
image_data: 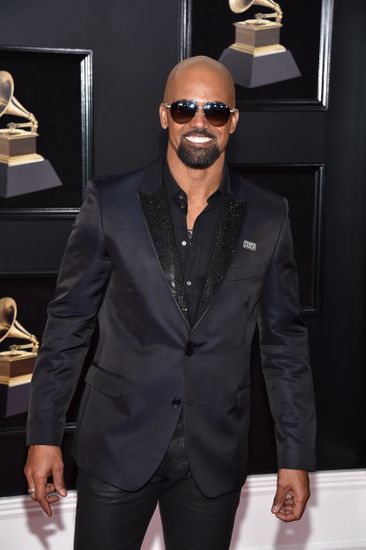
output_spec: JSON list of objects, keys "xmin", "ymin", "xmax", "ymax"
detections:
[
  {"xmin": 52, "ymin": 465, "xmax": 67, "ymax": 497},
  {"xmin": 272, "ymin": 485, "xmax": 288, "ymax": 514}
]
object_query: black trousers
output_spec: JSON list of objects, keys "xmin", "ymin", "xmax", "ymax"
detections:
[
  {"xmin": 74, "ymin": 415, "xmax": 241, "ymax": 550},
  {"xmin": 74, "ymin": 469, "xmax": 241, "ymax": 550}
]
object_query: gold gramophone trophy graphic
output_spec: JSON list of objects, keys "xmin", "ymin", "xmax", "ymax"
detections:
[
  {"xmin": 219, "ymin": 0, "xmax": 301, "ymax": 88},
  {"xmin": 0, "ymin": 70, "xmax": 62, "ymax": 198},
  {"xmin": 0, "ymin": 297, "xmax": 39, "ymax": 417}
]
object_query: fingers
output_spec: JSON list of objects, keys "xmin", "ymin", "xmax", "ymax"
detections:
[
  {"xmin": 24, "ymin": 445, "xmax": 67, "ymax": 517},
  {"xmin": 52, "ymin": 462, "xmax": 67, "ymax": 498},
  {"xmin": 26, "ymin": 481, "xmax": 62, "ymax": 516},
  {"xmin": 34, "ymin": 474, "xmax": 53, "ymax": 517},
  {"xmin": 27, "ymin": 477, "xmax": 63, "ymax": 517},
  {"xmin": 274, "ymin": 491, "xmax": 296, "ymax": 522},
  {"xmin": 24, "ymin": 464, "xmax": 53, "ymax": 516},
  {"xmin": 272, "ymin": 469, "xmax": 310, "ymax": 522},
  {"xmin": 44, "ymin": 483, "xmax": 63, "ymax": 508},
  {"xmin": 274, "ymin": 492, "xmax": 307, "ymax": 522},
  {"xmin": 271, "ymin": 484, "xmax": 287, "ymax": 515}
]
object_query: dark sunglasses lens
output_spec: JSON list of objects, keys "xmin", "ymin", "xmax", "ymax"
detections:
[
  {"xmin": 204, "ymin": 103, "xmax": 231, "ymax": 126},
  {"xmin": 169, "ymin": 101, "xmax": 196, "ymax": 123}
]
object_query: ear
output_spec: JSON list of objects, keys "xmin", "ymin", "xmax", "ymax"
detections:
[
  {"xmin": 159, "ymin": 103, "xmax": 168, "ymax": 130},
  {"xmin": 229, "ymin": 109, "xmax": 239, "ymax": 134}
]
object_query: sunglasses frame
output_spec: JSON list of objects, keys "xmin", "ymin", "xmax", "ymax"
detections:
[{"xmin": 164, "ymin": 99, "xmax": 237, "ymax": 127}]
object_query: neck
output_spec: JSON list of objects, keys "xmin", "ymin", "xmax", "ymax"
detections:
[{"xmin": 166, "ymin": 148, "xmax": 225, "ymax": 202}]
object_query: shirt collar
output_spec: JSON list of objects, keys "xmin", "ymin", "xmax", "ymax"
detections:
[{"xmin": 162, "ymin": 156, "xmax": 226, "ymax": 209}]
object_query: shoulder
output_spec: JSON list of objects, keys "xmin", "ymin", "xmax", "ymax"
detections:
[
  {"xmin": 229, "ymin": 168, "xmax": 288, "ymax": 217},
  {"xmin": 87, "ymin": 158, "xmax": 160, "ymax": 196}
]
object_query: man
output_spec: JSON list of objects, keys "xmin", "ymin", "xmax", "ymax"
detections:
[{"xmin": 25, "ymin": 56, "xmax": 316, "ymax": 550}]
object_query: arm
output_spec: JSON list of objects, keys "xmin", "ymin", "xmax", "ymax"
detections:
[
  {"xmin": 258, "ymin": 201, "xmax": 316, "ymax": 521},
  {"xmin": 25, "ymin": 180, "xmax": 112, "ymax": 515}
]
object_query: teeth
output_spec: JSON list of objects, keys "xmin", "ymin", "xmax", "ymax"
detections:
[{"xmin": 185, "ymin": 136, "xmax": 212, "ymax": 143}]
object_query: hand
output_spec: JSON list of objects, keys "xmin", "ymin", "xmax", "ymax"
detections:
[
  {"xmin": 271, "ymin": 468, "xmax": 310, "ymax": 522},
  {"xmin": 24, "ymin": 445, "xmax": 67, "ymax": 517}
]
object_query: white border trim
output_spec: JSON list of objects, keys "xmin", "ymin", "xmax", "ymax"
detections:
[{"xmin": 0, "ymin": 470, "xmax": 365, "ymax": 550}]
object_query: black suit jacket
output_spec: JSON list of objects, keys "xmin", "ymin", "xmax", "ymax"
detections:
[{"xmin": 27, "ymin": 159, "xmax": 316, "ymax": 498}]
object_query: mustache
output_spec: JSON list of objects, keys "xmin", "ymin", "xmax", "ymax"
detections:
[{"xmin": 183, "ymin": 129, "xmax": 216, "ymax": 140}]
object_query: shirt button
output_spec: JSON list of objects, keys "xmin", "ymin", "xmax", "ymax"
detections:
[
  {"xmin": 186, "ymin": 280, "xmax": 192, "ymax": 286},
  {"xmin": 171, "ymin": 398, "xmax": 182, "ymax": 408},
  {"xmin": 182, "ymin": 240, "xmax": 187, "ymax": 246}
]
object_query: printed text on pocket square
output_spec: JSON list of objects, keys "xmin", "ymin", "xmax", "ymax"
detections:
[{"xmin": 243, "ymin": 240, "xmax": 256, "ymax": 252}]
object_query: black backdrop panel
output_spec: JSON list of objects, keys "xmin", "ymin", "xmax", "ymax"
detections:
[
  {"xmin": 0, "ymin": 47, "xmax": 92, "ymax": 209},
  {"xmin": 0, "ymin": 217, "xmax": 73, "ymax": 275},
  {"xmin": 0, "ymin": 47, "xmax": 92, "ymax": 276},
  {"xmin": 0, "ymin": 277, "xmax": 56, "ymax": 434},
  {"xmin": 232, "ymin": 164, "xmax": 324, "ymax": 313},
  {"xmin": 181, "ymin": 0, "xmax": 334, "ymax": 109}
]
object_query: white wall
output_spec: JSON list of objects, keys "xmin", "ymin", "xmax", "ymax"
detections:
[{"xmin": 1, "ymin": 470, "xmax": 365, "ymax": 550}]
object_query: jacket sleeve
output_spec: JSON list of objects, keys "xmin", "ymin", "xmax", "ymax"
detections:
[
  {"xmin": 258, "ymin": 199, "xmax": 316, "ymax": 471},
  {"xmin": 26, "ymin": 180, "xmax": 112, "ymax": 446}
]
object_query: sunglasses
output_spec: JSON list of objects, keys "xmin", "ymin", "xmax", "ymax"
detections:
[{"xmin": 164, "ymin": 99, "xmax": 236, "ymax": 127}]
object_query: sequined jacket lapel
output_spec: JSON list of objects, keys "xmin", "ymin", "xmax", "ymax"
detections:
[
  {"xmin": 138, "ymin": 168, "xmax": 190, "ymax": 327},
  {"xmin": 194, "ymin": 173, "xmax": 247, "ymax": 329}
]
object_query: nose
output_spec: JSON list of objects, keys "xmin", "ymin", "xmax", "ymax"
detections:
[{"xmin": 189, "ymin": 105, "xmax": 209, "ymax": 129}]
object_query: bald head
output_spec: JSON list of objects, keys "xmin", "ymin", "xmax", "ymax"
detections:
[
  {"xmin": 160, "ymin": 56, "xmax": 239, "ymax": 172},
  {"xmin": 164, "ymin": 56, "xmax": 236, "ymax": 106}
]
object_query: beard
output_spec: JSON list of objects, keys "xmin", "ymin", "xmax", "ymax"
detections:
[{"xmin": 177, "ymin": 129, "xmax": 220, "ymax": 169}]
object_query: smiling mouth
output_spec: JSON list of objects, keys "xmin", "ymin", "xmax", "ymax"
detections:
[{"xmin": 184, "ymin": 135, "xmax": 213, "ymax": 144}]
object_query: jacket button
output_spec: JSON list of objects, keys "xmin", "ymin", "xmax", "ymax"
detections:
[
  {"xmin": 171, "ymin": 398, "xmax": 182, "ymax": 408},
  {"xmin": 185, "ymin": 343, "xmax": 193, "ymax": 356}
]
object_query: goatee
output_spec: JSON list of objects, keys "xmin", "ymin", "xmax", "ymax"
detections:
[{"xmin": 177, "ymin": 130, "xmax": 220, "ymax": 169}]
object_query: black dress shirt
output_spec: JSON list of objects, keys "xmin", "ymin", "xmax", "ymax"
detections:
[{"xmin": 163, "ymin": 159, "xmax": 225, "ymax": 326}]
